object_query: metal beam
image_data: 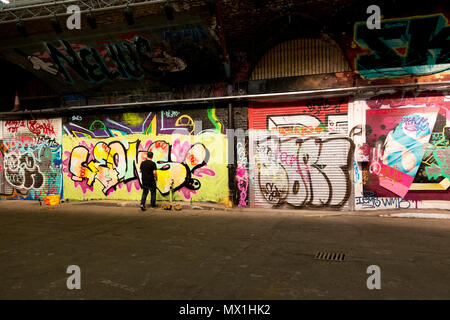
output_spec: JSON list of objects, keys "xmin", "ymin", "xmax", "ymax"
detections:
[{"xmin": 0, "ymin": 0, "xmax": 165, "ymax": 24}]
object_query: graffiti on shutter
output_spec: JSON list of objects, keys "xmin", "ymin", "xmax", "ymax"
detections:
[
  {"xmin": 0, "ymin": 119, "xmax": 62, "ymax": 200},
  {"xmin": 248, "ymin": 98, "xmax": 353, "ymax": 209}
]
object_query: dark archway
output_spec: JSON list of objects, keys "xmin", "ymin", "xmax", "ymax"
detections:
[{"xmin": 0, "ymin": 58, "xmax": 60, "ymax": 112}]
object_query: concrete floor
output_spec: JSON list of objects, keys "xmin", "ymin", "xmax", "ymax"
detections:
[{"xmin": 1, "ymin": 200, "xmax": 450, "ymax": 300}]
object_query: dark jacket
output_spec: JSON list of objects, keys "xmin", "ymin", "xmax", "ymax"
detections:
[{"xmin": 140, "ymin": 159, "xmax": 157, "ymax": 186}]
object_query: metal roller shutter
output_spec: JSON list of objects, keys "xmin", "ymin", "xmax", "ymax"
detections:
[
  {"xmin": 1, "ymin": 118, "xmax": 62, "ymax": 200},
  {"xmin": 249, "ymin": 99, "xmax": 353, "ymax": 210}
]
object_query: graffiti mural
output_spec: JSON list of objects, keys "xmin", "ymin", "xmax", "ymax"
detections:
[
  {"xmin": 63, "ymin": 135, "xmax": 224, "ymax": 200},
  {"xmin": 0, "ymin": 119, "xmax": 62, "ymax": 200},
  {"xmin": 419, "ymin": 112, "xmax": 450, "ymax": 188},
  {"xmin": 366, "ymin": 107, "xmax": 439, "ymax": 197},
  {"xmin": 63, "ymin": 107, "xmax": 225, "ymax": 138},
  {"xmin": 354, "ymin": 14, "xmax": 450, "ymax": 79},
  {"xmin": 250, "ymin": 133, "xmax": 354, "ymax": 209},
  {"xmin": 236, "ymin": 139, "xmax": 249, "ymax": 207},
  {"xmin": 62, "ymin": 108, "xmax": 229, "ymax": 203},
  {"xmin": 361, "ymin": 94, "xmax": 450, "ymax": 204},
  {"xmin": 26, "ymin": 35, "xmax": 187, "ymax": 85},
  {"xmin": 249, "ymin": 98, "xmax": 348, "ymax": 134},
  {"xmin": 426, "ymin": 147, "xmax": 450, "ymax": 180},
  {"xmin": 7, "ymin": 19, "xmax": 224, "ymax": 92},
  {"xmin": 248, "ymin": 98, "xmax": 353, "ymax": 209}
]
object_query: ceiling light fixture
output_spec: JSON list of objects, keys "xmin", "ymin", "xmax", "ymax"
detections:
[
  {"xmin": 16, "ymin": 20, "xmax": 28, "ymax": 37},
  {"xmin": 86, "ymin": 10, "xmax": 97, "ymax": 29},
  {"xmin": 124, "ymin": 5, "xmax": 134, "ymax": 25},
  {"xmin": 207, "ymin": 0, "xmax": 216, "ymax": 15},
  {"xmin": 50, "ymin": 15, "xmax": 62, "ymax": 34},
  {"xmin": 164, "ymin": 2, "xmax": 174, "ymax": 21}
]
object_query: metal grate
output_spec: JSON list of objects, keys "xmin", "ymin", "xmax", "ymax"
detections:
[
  {"xmin": 314, "ymin": 251, "xmax": 345, "ymax": 262},
  {"xmin": 250, "ymin": 38, "xmax": 351, "ymax": 80}
]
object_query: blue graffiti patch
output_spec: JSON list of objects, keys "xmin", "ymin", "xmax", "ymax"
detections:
[{"xmin": 354, "ymin": 14, "xmax": 450, "ymax": 78}]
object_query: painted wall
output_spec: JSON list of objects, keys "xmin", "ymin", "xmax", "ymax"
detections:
[
  {"xmin": 1, "ymin": 16, "xmax": 223, "ymax": 95},
  {"xmin": 0, "ymin": 119, "xmax": 62, "ymax": 200},
  {"xmin": 351, "ymin": 13, "xmax": 450, "ymax": 80},
  {"xmin": 61, "ymin": 107, "xmax": 230, "ymax": 204},
  {"xmin": 352, "ymin": 93, "xmax": 450, "ymax": 210},
  {"xmin": 248, "ymin": 98, "xmax": 355, "ymax": 209},
  {"xmin": 236, "ymin": 137, "xmax": 249, "ymax": 207},
  {"xmin": 1, "ymin": 96, "xmax": 448, "ymax": 211}
]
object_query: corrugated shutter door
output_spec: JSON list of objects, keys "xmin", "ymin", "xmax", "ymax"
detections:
[
  {"xmin": 249, "ymin": 99, "xmax": 353, "ymax": 210},
  {"xmin": 1, "ymin": 119, "xmax": 62, "ymax": 200}
]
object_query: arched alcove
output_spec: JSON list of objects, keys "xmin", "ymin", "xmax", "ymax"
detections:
[{"xmin": 250, "ymin": 38, "xmax": 351, "ymax": 80}]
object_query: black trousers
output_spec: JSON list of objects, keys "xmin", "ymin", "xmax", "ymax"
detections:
[{"xmin": 141, "ymin": 184, "xmax": 156, "ymax": 208}]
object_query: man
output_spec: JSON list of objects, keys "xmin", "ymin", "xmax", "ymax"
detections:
[{"xmin": 140, "ymin": 151, "xmax": 158, "ymax": 211}]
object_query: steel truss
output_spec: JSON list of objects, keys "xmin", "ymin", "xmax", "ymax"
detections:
[{"xmin": 0, "ymin": 0, "xmax": 166, "ymax": 24}]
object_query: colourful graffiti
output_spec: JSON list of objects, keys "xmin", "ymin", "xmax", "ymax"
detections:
[
  {"xmin": 363, "ymin": 95, "xmax": 450, "ymax": 201},
  {"xmin": 353, "ymin": 159, "xmax": 360, "ymax": 184},
  {"xmin": 364, "ymin": 92, "xmax": 448, "ymax": 110},
  {"xmin": 366, "ymin": 107, "xmax": 439, "ymax": 197},
  {"xmin": 249, "ymin": 98, "xmax": 348, "ymax": 135},
  {"xmin": 354, "ymin": 14, "xmax": 450, "ymax": 79},
  {"xmin": 276, "ymin": 125, "xmax": 326, "ymax": 136},
  {"xmin": 236, "ymin": 140, "xmax": 248, "ymax": 207},
  {"xmin": 4, "ymin": 120, "xmax": 56, "ymax": 135},
  {"xmin": 248, "ymin": 98, "xmax": 351, "ymax": 209},
  {"xmin": 4, "ymin": 151, "xmax": 45, "ymax": 190},
  {"xmin": 251, "ymin": 133, "xmax": 354, "ymax": 208},
  {"xmin": 0, "ymin": 119, "xmax": 62, "ymax": 200},
  {"xmin": 65, "ymin": 136, "xmax": 216, "ymax": 198},
  {"xmin": 426, "ymin": 147, "xmax": 450, "ymax": 179},
  {"xmin": 62, "ymin": 108, "xmax": 229, "ymax": 203},
  {"xmin": 21, "ymin": 35, "xmax": 187, "ymax": 85},
  {"xmin": 63, "ymin": 107, "xmax": 225, "ymax": 139}
]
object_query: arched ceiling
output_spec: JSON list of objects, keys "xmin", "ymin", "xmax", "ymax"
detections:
[
  {"xmin": 0, "ymin": 2, "xmax": 223, "ymax": 95},
  {"xmin": 0, "ymin": 0, "xmax": 448, "ymax": 100}
]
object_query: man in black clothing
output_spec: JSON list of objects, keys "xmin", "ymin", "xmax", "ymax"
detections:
[{"xmin": 140, "ymin": 151, "xmax": 158, "ymax": 211}]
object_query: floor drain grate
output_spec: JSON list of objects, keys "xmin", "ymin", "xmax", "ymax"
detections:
[{"xmin": 314, "ymin": 251, "xmax": 345, "ymax": 262}]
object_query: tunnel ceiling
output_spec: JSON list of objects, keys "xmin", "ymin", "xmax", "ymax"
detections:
[{"xmin": 0, "ymin": 0, "xmax": 448, "ymax": 97}]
